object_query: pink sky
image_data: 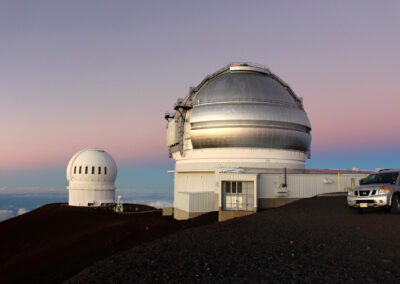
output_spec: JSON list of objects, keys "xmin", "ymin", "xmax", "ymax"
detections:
[{"xmin": 1, "ymin": 0, "xmax": 399, "ymax": 172}]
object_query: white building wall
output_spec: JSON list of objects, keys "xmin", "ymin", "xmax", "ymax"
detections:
[
  {"xmin": 174, "ymin": 172, "xmax": 216, "ymax": 212},
  {"xmin": 174, "ymin": 192, "xmax": 214, "ymax": 213},
  {"xmin": 259, "ymin": 173, "xmax": 369, "ymax": 199},
  {"xmin": 173, "ymin": 169, "xmax": 369, "ymax": 217},
  {"xmin": 175, "ymin": 172, "xmax": 215, "ymax": 192},
  {"xmin": 69, "ymin": 189, "xmax": 115, "ymax": 206},
  {"xmin": 174, "ymin": 192, "xmax": 190, "ymax": 212},
  {"xmin": 188, "ymin": 192, "xmax": 215, "ymax": 212}
]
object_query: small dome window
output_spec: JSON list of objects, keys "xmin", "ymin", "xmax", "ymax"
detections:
[
  {"xmin": 98, "ymin": 166, "xmax": 101, "ymax": 174},
  {"xmin": 74, "ymin": 166, "xmax": 76, "ymax": 174},
  {"xmin": 85, "ymin": 166, "xmax": 88, "ymax": 174},
  {"xmin": 92, "ymin": 166, "xmax": 95, "ymax": 174},
  {"xmin": 79, "ymin": 166, "xmax": 82, "ymax": 174},
  {"xmin": 104, "ymin": 167, "xmax": 107, "ymax": 175}
]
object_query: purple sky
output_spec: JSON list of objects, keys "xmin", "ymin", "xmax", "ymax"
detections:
[{"xmin": 1, "ymin": 0, "xmax": 399, "ymax": 178}]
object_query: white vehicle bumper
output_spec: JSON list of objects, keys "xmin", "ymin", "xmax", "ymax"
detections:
[{"xmin": 347, "ymin": 195, "xmax": 389, "ymax": 208}]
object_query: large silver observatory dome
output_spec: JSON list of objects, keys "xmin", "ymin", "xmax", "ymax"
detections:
[{"xmin": 166, "ymin": 63, "xmax": 311, "ymax": 156}]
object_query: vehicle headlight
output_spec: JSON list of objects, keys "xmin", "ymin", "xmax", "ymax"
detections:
[
  {"xmin": 348, "ymin": 190, "xmax": 354, "ymax": 196},
  {"xmin": 378, "ymin": 187, "xmax": 391, "ymax": 195}
]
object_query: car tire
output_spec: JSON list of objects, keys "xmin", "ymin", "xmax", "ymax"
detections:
[{"xmin": 390, "ymin": 194, "xmax": 400, "ymax": 214}]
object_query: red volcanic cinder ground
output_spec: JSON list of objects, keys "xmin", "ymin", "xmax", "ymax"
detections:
[
  {"xmin": 70, "ymin": 196, "xmax": 400, "ymax": 283},
  {"xmin": 0, "ymin": 204, "xmax": 217, "ymax": 283},
  {"xmin": 3, "ymin": 197, "xmax": 400, "ymax": 283}
]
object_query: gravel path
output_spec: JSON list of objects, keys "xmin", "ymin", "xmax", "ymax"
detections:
[{"xmin": 69, "ymin": 196, "xmax": 400, "ymax": 283}]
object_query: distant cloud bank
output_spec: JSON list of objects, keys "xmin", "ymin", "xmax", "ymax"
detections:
[
  {"xmin": 0, "ymin": 186, "xmax": 63, "ymax": 195},
  {"xmin": 0, "ymin": 208, "xmax": 30, "ymax": 222},
  {"xmin": 0, "ymin": 210, "xmax": 14, "ymax": 222},
  {"xmin": 17, "ymin": 208, "xmax": 28, "ymax": 215},
  {"xmin": 147, "ymin": 201, "xmax": 173, "ymax": 208}
]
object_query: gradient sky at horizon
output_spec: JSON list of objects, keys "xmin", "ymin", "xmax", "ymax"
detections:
[{"xmin": 1, "ymin": 1, "xmax": 400, "ymax": 188}]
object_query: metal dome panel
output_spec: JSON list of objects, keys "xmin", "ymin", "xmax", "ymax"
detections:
[
  {"xmin": 167, "ymin": 63, "xmax": 312, "ymax": 155},
  {"xmin": 193, "ymin": 72, "xmax": 297, "ymax": 105}
]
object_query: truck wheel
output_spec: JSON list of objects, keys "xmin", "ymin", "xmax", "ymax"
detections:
[{"xmin": 390, "ymin": 194, "xmax": 400, "ymax": 214}]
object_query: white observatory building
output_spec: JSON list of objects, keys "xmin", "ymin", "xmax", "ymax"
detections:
[
  {"xmin": 66, "ymin": 149, "xmax": 117, "ymax": 206},
  {"xmin": 166, "ymin": 63, "xmax": 369, "ymax": 221}
]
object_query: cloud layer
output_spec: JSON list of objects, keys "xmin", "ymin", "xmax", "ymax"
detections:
[{"xmin": 0, "ymin": 210, "xmax": 13, "ymax": 222}]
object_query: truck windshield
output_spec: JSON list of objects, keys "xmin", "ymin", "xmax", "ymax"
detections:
[{"xmin": 361, "ymin": 172, "xmax": 399, "ymax": 185}]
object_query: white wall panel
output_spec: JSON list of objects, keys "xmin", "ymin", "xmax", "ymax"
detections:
[
  {"xmin": 174, "ymin": 191, "xmax": 214, "ymax": 212},
  {"xmin": 175, "ymin": 172, "xmax": 215, "ymax": 192},
  {"xmin": 69, "ymin": 189, "xmax": 115, "ymax": 206},
  {"xmin": 258, "ymin": 173, "xmax": 369, "ymax": 198}
]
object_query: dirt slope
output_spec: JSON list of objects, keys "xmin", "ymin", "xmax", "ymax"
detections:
[
  {"xmin": 70, "ymin": 196, "xmax": 400, "ymax": 283},
  {"xmin": 0, "ymin": 204, "xmax": 217, "ymax": 283}
]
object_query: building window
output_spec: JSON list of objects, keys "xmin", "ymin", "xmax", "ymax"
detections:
[
  {"xmin": 104, "ymin": 167, "xmax": 107, "ymax": 175},
  {"xmin": 74, "ymin": 166, "xmax": 76, "ymax": 174},
  {"xmin": 92, "ymin": 166, "xmax": 95, "ymax": 174},
  {"xmin": 79, "ymin": 166, "xmax": 82, "ymax": 174},
  {"xmin": 98, "ymin": 166, "xmax": 101, "ymax": 174},
  {"xmin": 223, "ymin": 181, "xmax": 243, "ymax": 194},
  {"xmin": 85, "ymin": 166, "xmax": 88, "ymax": 174}
]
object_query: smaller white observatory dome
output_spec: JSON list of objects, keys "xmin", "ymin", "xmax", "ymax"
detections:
[{"xmin": 66, "ymin": 149, "xmax": 117, "ymax": 206}]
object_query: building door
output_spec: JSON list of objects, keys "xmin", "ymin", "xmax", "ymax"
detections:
[{"xmin": 222, "ymin": 181, "xmax": 254, "ymax": 211}]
